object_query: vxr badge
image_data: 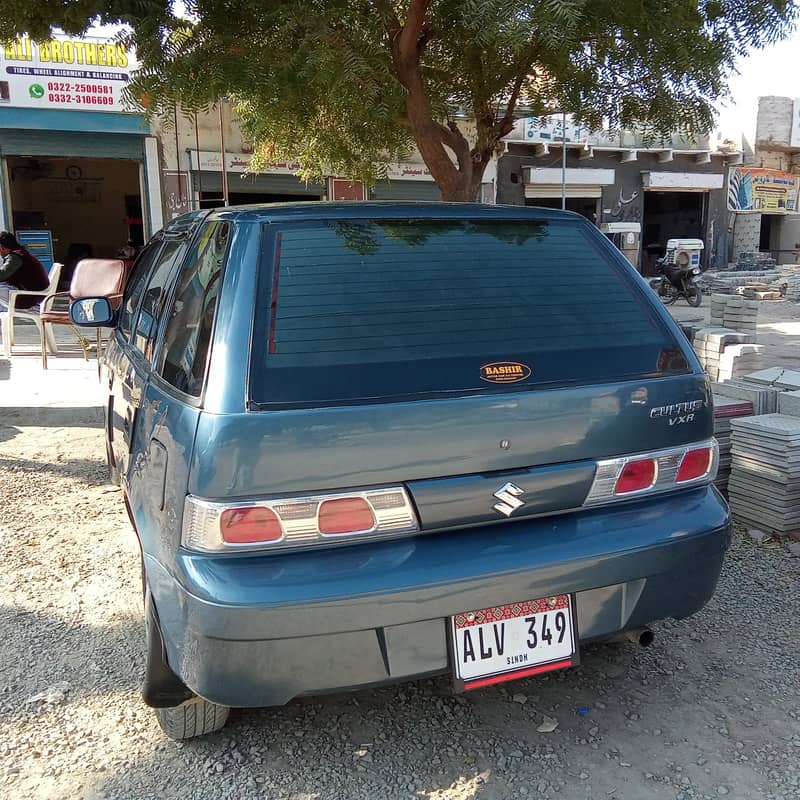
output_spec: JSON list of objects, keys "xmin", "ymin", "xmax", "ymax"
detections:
[{"xmin": 493, "ymin": 482, "xmax": 525, "ymax": 517}]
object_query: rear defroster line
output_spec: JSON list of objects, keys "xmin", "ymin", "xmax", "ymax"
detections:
[{"xmin": 268, "ymin": 232, "xmax": 283, "ymax": 354}]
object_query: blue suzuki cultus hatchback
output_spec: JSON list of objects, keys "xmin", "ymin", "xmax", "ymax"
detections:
[{"xmin": 71, "ymin": 203, "xmax": 730, "ymax": 739}]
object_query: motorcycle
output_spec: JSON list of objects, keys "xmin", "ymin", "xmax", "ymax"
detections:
[{"xmin": 649, "ymin": 256, "xmax": 703, "ymax": 307}]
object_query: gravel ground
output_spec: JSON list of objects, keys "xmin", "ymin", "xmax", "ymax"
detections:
[{"xmin": 2, "ymin": 403, "xmax": 800, "ymax": 800}]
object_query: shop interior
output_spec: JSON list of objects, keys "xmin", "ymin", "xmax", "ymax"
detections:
[
  {"xmin": 525, "ymin": 196, "xmax": 599, "ymax": 222},
  {"xmin": 641, "ymin": 191, "xmax": 705, "ymax": 275},
  {"xmin": 7, "ymin": 155, "xmax": 143, "ymax": 286}
]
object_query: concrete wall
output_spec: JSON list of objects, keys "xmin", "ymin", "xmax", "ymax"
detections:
[
  {"xmin": 778, "ymin": 217, "xmax": 800, "ymax": 253},
  {"xmin": 756, "ymin": 96, "xmax": 795, "ymax": 149}
]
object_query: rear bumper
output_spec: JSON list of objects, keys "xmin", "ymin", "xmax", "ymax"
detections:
[{"xmin": 146, "ymin": 486, "xmax": 730, "ymax": 707}]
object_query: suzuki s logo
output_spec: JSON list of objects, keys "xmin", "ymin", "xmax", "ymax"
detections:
[
  {"xmin": 480, "ymin": 361, "xmax": 532, "ymax": 384},
  {"xmin": 493, "ymin": 482, "xmax": 525, "ymax": 517}
]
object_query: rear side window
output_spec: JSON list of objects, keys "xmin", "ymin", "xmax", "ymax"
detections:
[
  {"xmin": 132, "ymin": 239, "xmax": 190, "ymax": 362},
  {"xmin": 157, "ymin": 222, "xmax": 229, "ymax": 396},
  {"xmin": 250, "ymin": 218, "xmax": 685, "ymax": 407},
  {"xmin": 118, "ymin": 241, "xmax": 161, "ymax": 340}
]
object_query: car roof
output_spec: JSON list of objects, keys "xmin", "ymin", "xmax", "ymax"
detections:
[{"xmin": 166, "ymin": 202, "xmax": 585, "ymax": 228}]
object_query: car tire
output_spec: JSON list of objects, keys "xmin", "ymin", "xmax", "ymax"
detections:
[{"xmin": 155, "ymin": 697, "xmax": 230, "ymax": 740}]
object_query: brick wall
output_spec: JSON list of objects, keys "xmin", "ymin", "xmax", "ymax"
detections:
[{"xmin": 732, "ymin": 213, "xmax": 762, "ymax": 259}]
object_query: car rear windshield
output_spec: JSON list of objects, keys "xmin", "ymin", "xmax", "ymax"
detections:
[{"xmin": 249, "ymin": 217, "xmax": 687, "ymax": 408}]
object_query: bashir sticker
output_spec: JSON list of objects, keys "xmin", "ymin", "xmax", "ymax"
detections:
[{"xmin": 480, "ymin": 361, "xmax": 532, "ymax": 384}]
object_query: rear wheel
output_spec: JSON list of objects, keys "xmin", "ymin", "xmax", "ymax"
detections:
[
  {"xmin": 155, "ymin": 697, "xmax": 230, "ymax": 740},
  {"xmin": 660, "ymin": 286, "xmax": 677, "ymax": 305},
  {"xmin": 686, "ymin": 285, "xmax": 702, "ymax": 307},
  {"xmin": 143, "ymin": 586, "xmax": 228, "ymax": 739}
]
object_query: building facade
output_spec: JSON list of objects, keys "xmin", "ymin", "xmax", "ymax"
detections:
[
  {"xmin": 496, "ymin": 116, "xmax": 741, "ymax": 273},
  {"xmin": 152, "ymin": 102, "xmax": 446, "ymax": 223},
  {"xmin": 0, "ymin": 32, "xmax": 163, "ymax": 275},
  {"xmin": 728, "ymin": 96, "xmax": 800, "ymax": 263}
]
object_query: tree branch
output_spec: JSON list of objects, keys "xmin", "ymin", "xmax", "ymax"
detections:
[
  {"xmin": 494, "ymin": 72, "xmax": 526, "ymax": 138},
  {"xmin": 371, "ymin": 0, "xmax": 401, "ymax": 37},
  {"xmin": 445, "ymin": 119, "xmax": 471, "ymax": 171},
  {"xmin": 397, "ymin": 0, "xmax": 433, "ymax": 66}
]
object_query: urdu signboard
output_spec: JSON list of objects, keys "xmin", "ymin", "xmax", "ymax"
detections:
[
  {"xmin": 728, "ymin": 166, "xmax": 800, "ymax": 213},
  {"xmin": 0, "ymin": 34, "xmax": 138, "ymax": 113}
]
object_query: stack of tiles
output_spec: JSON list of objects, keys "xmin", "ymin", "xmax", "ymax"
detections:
[
  {"xmin": 717, "ymin": 344, "xmax": 764, "ymax": 380},
  {"xmin": 710, "ymin": 294, "xmax": 727, "ymax": 326},
  {"xmin": 713, "ymin": 395, "xmax": 755, "ymax": 496},
  {"xmin": 729, "ymin": 414, "xmax": 800, "ymax": 533},
  {"xmin": 722, "ymin": 296, "xmax": 759, "ymax": 336},
  {"xmin": 692, "ymin": 328, "xmax": 761, "ymax": 381},
  {"xmin": 735, "ymin": 253, "xmax": 777, "ymax": 270},
  {"xmin": 778, "ymin": 391, "xmax": 800, "ymax": 417},
  {"xmin": 709, "ymin": 379, "xmax": 779, "ymax": 415},
  {"xmin": 743, "ymin": 367, "xmax": 800, "ymax": 392},
  {"xmin": 700, "ymin": 270, "xmax": 778, "ymax": 296},
  {"xmin": 787, "ymin": 271, "xmax": 800, "ymax": 302}
]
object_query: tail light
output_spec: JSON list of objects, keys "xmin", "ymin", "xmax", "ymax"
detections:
[
  {"xmin": 584, "ymin": 439, "xmax": 718, "ymax": 506},
  {"xmin": 182, "ymin": 487, "xmax": 418, "ymax": 553},
  {"xmin": 615, "ymin": 458, "xmax": 657, "ymax": 495},
  {"xmin": 676, "ymin": 446, "xmax": 714, "ymax": 483},
  {"xmin": 220, "ymin": 507, "xmax": 283, "ymax": 544}
]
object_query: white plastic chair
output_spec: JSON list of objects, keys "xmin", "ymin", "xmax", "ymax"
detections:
[{"xmin": 0, "ymin": 262, "xmax": 61, "ymax": 356}]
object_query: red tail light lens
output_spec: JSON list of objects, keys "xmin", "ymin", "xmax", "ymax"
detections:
[
  {"xmin": 318, "ymin": 497, "xmax": 376, "ymax": 535},
  {"xmin": 615, "ymin": 458, "xmax": 657, "ymax": 495},
  {"xmin": 676, "ymin": 447, "xmax": 713, "ymax": 482},
  {"xmin": 183, "ymin": 488, "xmax": 418, "ymax": 553},
  {"xmin": 220, "ymin": 506, "xmax": 283, "ymax": 544}
]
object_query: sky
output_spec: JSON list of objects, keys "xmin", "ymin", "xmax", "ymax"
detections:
[{"xmin": 715, "ymin": 24, "xmax": 800, "ymax": 145}]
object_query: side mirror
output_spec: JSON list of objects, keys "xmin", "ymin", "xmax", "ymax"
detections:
[{"xmin": 69, "ymin": 297, "xmax": 115, "ymax": 327}]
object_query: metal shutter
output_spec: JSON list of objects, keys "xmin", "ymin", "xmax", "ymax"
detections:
[
  {"xmin": 0, "ymin": 129, "xmax": 144, "ymax": 159},
  {"xmin": 371, "ymin": 180, "xmax": 441, "ymax": 201}
]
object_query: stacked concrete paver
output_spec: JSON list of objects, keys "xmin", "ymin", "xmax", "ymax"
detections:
[
  {"xmin": 716, "ymin": 369, "xmax": 800, "ymax": 535},
  {"xmin": 693, "ymin": 327, "xmax": 762, "ymax": 381},
  {"xmin": 729, "ymin": 414, "xmax": 800, "ymax": 533}
]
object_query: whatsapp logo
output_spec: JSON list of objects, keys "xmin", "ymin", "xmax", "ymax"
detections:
[{"xmin": 29, "ymin": 83, "xmax": 44, "ymax": 99}]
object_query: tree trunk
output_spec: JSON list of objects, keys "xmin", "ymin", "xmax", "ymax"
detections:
[{"xmin": 385, "ymin": 0, "xmax": 501, "ymax": 203}]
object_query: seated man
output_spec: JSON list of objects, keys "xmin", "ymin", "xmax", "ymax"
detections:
[{"xmin": 0, "ymin": 231, "xmax": 50, "ymax": 309}]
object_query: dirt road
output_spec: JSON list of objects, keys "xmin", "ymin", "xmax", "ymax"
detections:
[{"xmin": 1, "ymin": 372, "xmax": 799, "ymax": 800}]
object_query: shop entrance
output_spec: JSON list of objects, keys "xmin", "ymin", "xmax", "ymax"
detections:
[
  {"xmin": 7, "ymin": 155, "xmax": 142, "ymax": 284},
  {"xmin": 526, "ymin": 196, "xmax": 599, "ymax": 223},
  {"xmin": 642, "ymin": 191, "xmax": 705, "ymax": 275}
]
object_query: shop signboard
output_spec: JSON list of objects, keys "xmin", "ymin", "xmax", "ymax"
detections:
[
  {"xmin": 384, "ymin": 162, "xmax": 434, "ymax": 181},
  {"xmin": 523, "ymin": 115, "xmax": 588, "ymax": 144},
  {"xmin": 190, "ymin": 151, "xmax": 436, "ymax": 181},
  {"xmin": 189, "ymin": 150, "xmax": 302, "ymax": 174},
  {"xmin": 727, "ymin": 166, "xmax": 800, "ymax": 213},
  {"xmin": 0, "ymin": 33, "xmax": 138, "ymax": 113}
]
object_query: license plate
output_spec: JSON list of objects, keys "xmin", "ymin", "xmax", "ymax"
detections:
[{"xmin": 451, "ymin": 595, "xmax": 577, "ymax": 690}]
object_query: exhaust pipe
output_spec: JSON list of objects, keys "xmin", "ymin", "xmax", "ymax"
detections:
[{"xmin": 625, "ymin": 627, "xmax": 654, "ymax": 648}]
